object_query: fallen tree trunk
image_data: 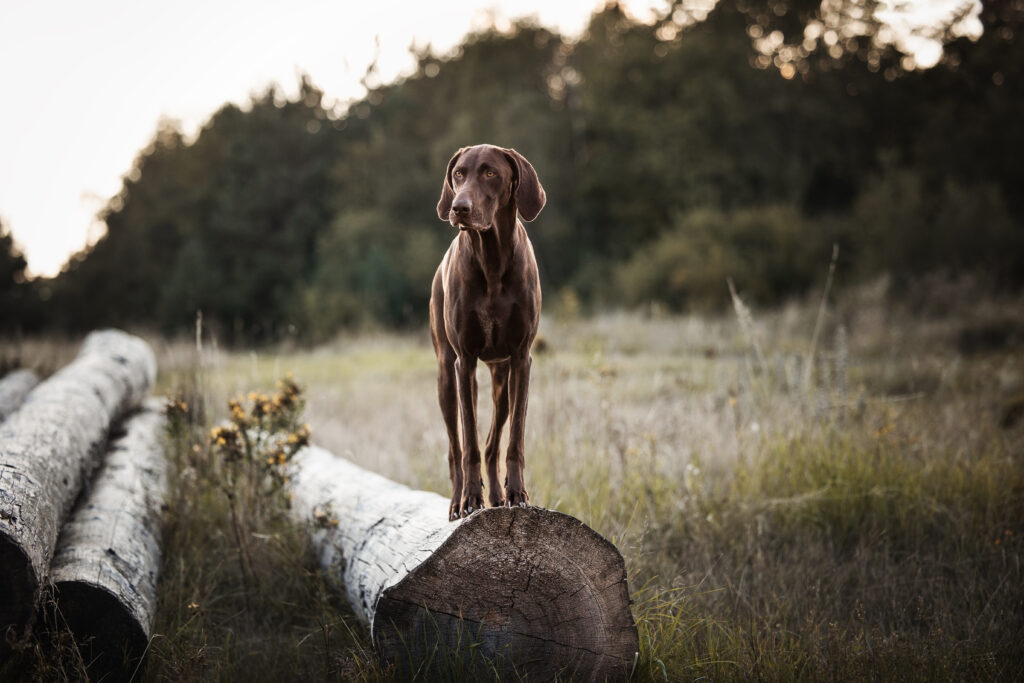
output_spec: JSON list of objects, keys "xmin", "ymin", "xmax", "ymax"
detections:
[
  {"xmin": 0, "ymin": 369, "xmax": 39, "ymax": 422},
  {"xmin": 289, "ymin": 446, "xmax": 639, "ymax": 681},
  {"xmin": 48, "ymin": 403, "xmax": 167, "ymax": 679},
  {"xmin": 0, "ymin": 330, "xmax": 156, "ymax": 647}
]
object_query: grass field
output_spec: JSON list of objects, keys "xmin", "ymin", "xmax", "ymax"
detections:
[{"xmin": 4, "ymin": 282, "xmax": 1024, "ymax": 681}]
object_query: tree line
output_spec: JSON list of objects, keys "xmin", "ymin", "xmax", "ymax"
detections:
[{"xmin": 3, "ymin": 0, "xmax": 1022, "ymax": 342}]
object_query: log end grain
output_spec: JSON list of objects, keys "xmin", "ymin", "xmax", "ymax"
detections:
[
  {"xmin": 373, "ymin": 506, "xmax": 639, "ymax": 681},
  {"xmin": 0, "ymin": 536, "xmax": 36, "ymax": 652},
  {"xmin": 48, "ymin": 581, "xmax": 148, "ymax": 680}
]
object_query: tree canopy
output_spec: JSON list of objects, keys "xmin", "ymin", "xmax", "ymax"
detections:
[{"xmin": 10, "ymin": 0, "xmax": 1022, "ymax": 341}]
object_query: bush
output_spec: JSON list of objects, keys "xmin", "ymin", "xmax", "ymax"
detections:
[
  {"xmin": 849, "ymin": 161, "xmax": 1024, "ymax": 286},
  {"xmin": 616, "ymin": 205, "xmax": 829, "ymax": 310}
]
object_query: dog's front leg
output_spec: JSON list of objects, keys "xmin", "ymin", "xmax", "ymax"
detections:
[
  {"xmin": 437, "ymin": 353, "xmax": 463, "ymax": 521},
  {"xmin": 504, "ymin": 350, "xmax": 532, "ymax": 507},
  {"xmin": 455, "ymin": 355, "xmax": 484, "ymax": 516},
  {"xmin": 484, "ymin": 360, "xmax": 510, "ymax": 507}
]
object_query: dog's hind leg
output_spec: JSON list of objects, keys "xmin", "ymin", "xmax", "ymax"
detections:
[
  {"xmin": 505, "ymin": 351, "xmax": 532, "ymax": 507},
  {"xmin": 484, "ymin": 360, "xmax": 510, "ymax": 507}
]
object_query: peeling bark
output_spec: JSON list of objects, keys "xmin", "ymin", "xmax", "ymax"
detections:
[
  {"xmin": 48, "ymin": 403, "xmax": 167, "ymax": 679},
  {"xmin": 0, "ymin": 370, "xmax": 38, "ymax": 423},
  {"xmin": 289, "ymin": 446, "xmax": 639, "ymax": 681},
  {"xmin": 0, "ymin": 330, "xmax": 156, "ymax": 647}
]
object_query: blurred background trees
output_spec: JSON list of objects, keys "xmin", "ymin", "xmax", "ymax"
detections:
[
  {"xmin": 1, "ymin": 219, "xmax": 41, "ymax": 333},
  {"xmin": 9, "ymin": 0, "xmax": 1022, "ymax": 342}
]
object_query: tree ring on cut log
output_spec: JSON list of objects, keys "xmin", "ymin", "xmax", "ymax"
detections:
[
  {"xmin": 0, "ymin": 537, "xmax": 35, "ymax": 642},
  {"xmin": 372, "ymin": 505, "xmax": 638, "ymax": 681}
]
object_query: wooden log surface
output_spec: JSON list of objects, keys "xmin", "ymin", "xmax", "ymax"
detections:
[
  {"xmin": 289, "ymin": 446, "xmax": 639, "ymax": 681},
  {"xmin": 0, "ymin": 369, "xmax": 39, "ymax": 423},
  {"xmin": 0, "ymin": 330, "xmax": 156, "ymax": 646},
  {"xmin": 48, "ymin": 402, "xmax": 167, "ymax": 678}
]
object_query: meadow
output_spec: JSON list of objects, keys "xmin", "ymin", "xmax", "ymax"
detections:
[{"xmin": 4, "ymin": 279, "xmax": 1023, "ymax": 681}]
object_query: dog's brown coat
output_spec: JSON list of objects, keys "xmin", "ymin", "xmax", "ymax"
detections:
[{"xmin": 430, "ymin": 144, "xmax": 545, "ymax": 520}]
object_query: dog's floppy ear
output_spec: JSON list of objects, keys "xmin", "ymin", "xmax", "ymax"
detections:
[
  {"xmin": 502, "ymin": 148, "xmax": 546, "ymax": 222},
  {"xmin": 436, "ymin": 147, "xmax": 465, "ymax": 221}
]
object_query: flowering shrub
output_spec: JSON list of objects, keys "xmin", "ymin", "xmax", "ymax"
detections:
[{"xmin": 208, "ymin": 374, "xmax": 310, "ymax": 505}]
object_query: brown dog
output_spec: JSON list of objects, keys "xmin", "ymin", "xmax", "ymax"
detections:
[{"xmin": 430, "ymin": 144, "xmax": 546, "ymax": 521}]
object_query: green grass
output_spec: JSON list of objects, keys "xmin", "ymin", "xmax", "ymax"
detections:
[{"xmin": 4, "ymin": 291, "xmax": 1023, "ymax": 680}]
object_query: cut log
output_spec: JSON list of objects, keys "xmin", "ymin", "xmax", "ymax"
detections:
[
  {"xmin": 0, "ymin": 369, "xmax": 39, "ymax": 422},
  {"xmin": 289, "ymin": 446, "xmax": 639, "ymax": 681},
  {"xmin": 48, "ymin": 403, "xmax": 167, "ymax": 679},
  {"xmin": 0, "ymin": 330, "xmax": 156, "ymax": 647}
]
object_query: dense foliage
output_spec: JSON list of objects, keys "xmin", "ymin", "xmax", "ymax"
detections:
[
  {"xmin": 6, "ymin": 0, "xmax": 1023, "ymax": 341},
  {"xmin": 1, "ymin": 220, "xmax": 34, "ymax": 330}
]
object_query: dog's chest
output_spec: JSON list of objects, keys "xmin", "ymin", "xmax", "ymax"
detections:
[{"xmin": 474, "ymin": 293, "xmax": 508, "ymax": 352}]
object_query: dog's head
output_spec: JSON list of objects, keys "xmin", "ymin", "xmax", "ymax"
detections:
[{"xmin": 436, "ymin": 144, "xmax": 545, "ymax": 231}]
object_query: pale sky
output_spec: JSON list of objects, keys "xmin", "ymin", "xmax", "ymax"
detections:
[{"xmin": 0, "ymin": 0, "xmax": 977, "ymax": 278}]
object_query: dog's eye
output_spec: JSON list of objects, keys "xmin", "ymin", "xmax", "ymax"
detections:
[
  {"xmin": 485, "ymin": 170, "xmax": 496, "ymax": 178},
  {"xmin": 453, "ymin": 170, "xmax": 464, "ymax": 179}
]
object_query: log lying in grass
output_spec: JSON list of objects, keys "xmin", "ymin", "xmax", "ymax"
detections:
[
  {"xmin": 0, "ymin": 369, "xmax": 39, "ymax": 422},
  {"xmin": 0, "ymin": 330, "xmax": 156, "ymax": 645},
  {"xmin": 289, "ymin": 446, "xmax": 639, "ymax": 681},
  {"xmin": 48, "ymin": 403, "xmax": 167, "ymax": 678}
]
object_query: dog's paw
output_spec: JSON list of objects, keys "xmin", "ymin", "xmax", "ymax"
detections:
[
  {"xmin": 449, "ymin": 490, "xmax": 465, "ymax": 521},
  {"xmin": 460, "ymin": 492, "xmax": 484, "ymax": 518},
  {"xmin": 505, "ymin": 488, "xmax": 529, "ymax": 508},
  {"xmin": 488, "ymin": 492, "xmax": 506, "ymax": 508}
]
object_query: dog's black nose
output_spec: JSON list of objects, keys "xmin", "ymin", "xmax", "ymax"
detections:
[{"xmin": 452, "ymin": 196, "xmax": 471, "ymax": 216}]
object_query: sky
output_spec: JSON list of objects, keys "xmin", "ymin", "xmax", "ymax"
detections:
[{"xmin": 0, "ymin": 0, "xmax": 979, "ymax": 278}]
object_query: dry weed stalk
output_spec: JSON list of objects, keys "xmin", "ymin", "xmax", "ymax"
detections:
[{"xmin": 806, "ymin": 243, "xmax": 840, "ymax": 390}]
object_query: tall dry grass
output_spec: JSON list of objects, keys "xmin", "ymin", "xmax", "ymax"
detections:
[
  {"xmin": 151, "ymin": 279, "xmax": 1023, "ymax": 680},
  {"xmin": 3, "ymin": 277, "xmax": 1023, "ymax": 680}
]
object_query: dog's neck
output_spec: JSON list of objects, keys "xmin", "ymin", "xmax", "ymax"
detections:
[{"xmin": 462, "ymin": 202, "xmax": 518, "ymax": 292}]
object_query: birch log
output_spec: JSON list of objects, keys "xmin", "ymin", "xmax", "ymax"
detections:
[
  {"xmin": 48, "ymin": 403, "xmax": 167, "ymax": 678},
  {"xmin": 290, "ymin": 446, "xmax": 639, "ymax": 681},
  {"xmin": 0, "ymin": 330, "xmax": 156, "ymax": 645},
  {"xmin": 0, "ymin": 369, "xmax": 38, "ymax": 422}
]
